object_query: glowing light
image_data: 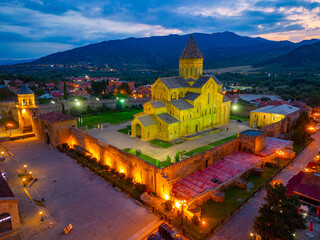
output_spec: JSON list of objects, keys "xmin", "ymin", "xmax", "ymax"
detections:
[
  {"xmin": 22, "ymin": 109, "xmax": 26, "ymax": 113},
  {"xmin": 22, "ymin": 178, "xmax": 25, "ymax": 181},
  {"xmin": 1, "ymin": 152, "xmax": 4, "ymax": 155},
  {"xmin": 120, "ymin": 99, "xmax": 125, "ymax": 103},
  {"xmin": 119, "ymin": 168, "xmax": 124, "ymax": 173},
  {"xmin": 51, "ymin": 101, "xmax": 55, "ymax": 104},
  {"xmin": 29, "ymin": 172, "xmax": 32, "ymax": 175},
  {"xmin": 24, "ymin": 165, "xmax": 27, "ymax": 168},
  {"xmin": 0, "ymin": 216, "xmax": 11, "ymax": 223},
  {"xmin": 250, "ymin": 233, "xmax": 254, "ymax": 237},
  {"xmin": 39, "ymin": 211, "xmax": 43, "ymax": 215},
  {"xmin": 76, "ymin": 102, "xmax": 80, "ymax": 106},
  {"xmin": 96, "ymin": 98, "xmax": 100, "ymax": 101},
  {"xmin": 202, "ymin": 221, "xmax": 206, "ymax": 224},
  {"xmin": 164, "ymin": 194, "xmax": 169, "ymax": 200},
  {"xmin": 232, "ymin": 105, "xmax": 238, "ymax": 110},
  {"xmin": 75, "ymin": 99, "xmax": 78, "ymax": 102}
]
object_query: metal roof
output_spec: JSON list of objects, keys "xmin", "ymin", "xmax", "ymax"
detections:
[
  {"xmin": 179, "ymin": 34, "xmax": 203, "ymax": 59},
  {"xmin": 251, "ymin": 104, "xmax": 300, "ymax": 115},
  {"xmin": 137, "ymin": 114, "xmax": 157, "ymax": 127},
  {"xmin": 150, "ymin": 100, "xmax": 166, "ymax": 108},
  {"xmin": 159, "ymin": 77, "xmax": 190, "ymax": 89},
  {"xmin": 17, "ymin": 84, "xmax": 34, "ymax": 95},
  {"xmin": 157, "ymin": 113, "xmax": 179, "ymax": 124},
  {"xmin": 169, "ymin": 98, "xmax": 194, "ymax": 110},
  {"xmin": 184, "ymin": 92, "xmax": 200, "ymax": 101}
]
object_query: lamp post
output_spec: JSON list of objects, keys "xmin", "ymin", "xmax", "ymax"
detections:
[
  {"xmin": 24, "ymin": 164, "xmax": 27, "ymax": 172},
  {"xmin": 7, "ymin": 123, "xmax": 13, "ymax": 137},
  {"xmin": 180, "ymin": 200, "xmax": 186, "ymax": 226},
  {"xmin": 39, "ymin": 211, "xmax": 43, "ymax": 221}
]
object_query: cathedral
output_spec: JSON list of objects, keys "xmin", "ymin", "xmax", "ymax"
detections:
[{"xmin": 131, "ymin": 35, "xmax": 231, "ymax": 141}]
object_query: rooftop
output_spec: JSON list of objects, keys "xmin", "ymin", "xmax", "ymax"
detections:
[
  {"xmin": 137, "ymin": 114, "xmax": 157, "ymax": 127},
  {"xmin": 157, "ymin": 113, "xmax": 179, "ymax": 124},
  {"xmin": 241, "ymin": 130, "xmax": 264, "ymax": 137},
  {"xmin": 169, "ymin": 98, "xmax": 194, "ymax": 110},
  {"xmin": 251, "ymin": 104, "xmax": 300, "ymax": 115},
  {"xmin": 38, "ymin": 111, "xmax": 77, "ymax": 123},
  {"xmin": 17, "ymin": 84, "xmax": 34, "ymax": 95},
  {"xmin": 0, "ymin": 172, "xmax": 14, "ymax": 198},
  {"xmin": 179, "ymin": 34, "xmax": 203, "ymax": 59},
  {"xmin": 150, "ymin": 100, "xmax": 166, "ymax": 108}
]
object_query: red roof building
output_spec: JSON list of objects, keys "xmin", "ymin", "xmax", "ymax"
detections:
[{"xmin": 258, "ymin": 100, "xmax": 292, "ymax": 108}]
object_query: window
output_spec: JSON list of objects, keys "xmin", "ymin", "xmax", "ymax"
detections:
[
  {"xmin": 264, "ymin": 115, "xmax": 266, "ymax": 119},
  {"xmin": 207, "ymin": 93, "xmax": 210, "ymax": 104}
]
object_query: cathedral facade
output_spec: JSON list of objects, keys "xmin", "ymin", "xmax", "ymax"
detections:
[{"xmin": 131, "ymin": 35, "xmax": 231, "ymax": 141}]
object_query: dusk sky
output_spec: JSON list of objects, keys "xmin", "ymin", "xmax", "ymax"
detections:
[{"xmin": 1, "ymin": 0, "xmax": 320, "ymax": 60}]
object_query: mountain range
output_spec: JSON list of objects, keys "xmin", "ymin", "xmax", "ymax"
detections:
[{"xmin": 30, "ymin": 32, "xmax": 320, "ymax": 71}]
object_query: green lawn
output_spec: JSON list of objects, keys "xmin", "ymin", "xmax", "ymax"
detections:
[
  {"xmin": 123, "ymin": 148, "xmax": 172, "ymax": 167},
  {"xmin": 185, "ymin": 145, "xmax": 213, "ymax": 156},
  {"xmin": 201, "ymin": 166, "xmax": 279, "ymax": 225},
  {"xmin": 149, "ymin": 139, "xmax": 173, "ymax": 148},
  {"xmin": 117, "ymin": 126, "xmax": 131, "ymax": 135},
  {"xmin": 208, "ymin": 134, "xmax": 238, "ymax": 147},
  {"xmin": 230, "ymin": 115, "xmax": 250, "ymax": 122},
  {"xmin": 82, "ymin": 110, "xmax": 141, "ymax": 129}
]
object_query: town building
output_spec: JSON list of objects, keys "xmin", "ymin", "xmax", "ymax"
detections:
[
  {"xmin": 250, "ymin": 104, "xmax": 300, "ymax": 128},
  {"xmin": 16, "ymin": 84, "xmax": 39, "ymax": 132},
  {"xmin": 131, "ymin": 35, "xmax": 231, "ymax": 141}
]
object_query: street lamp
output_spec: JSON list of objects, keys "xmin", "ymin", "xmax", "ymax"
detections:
[
  {"xmin": 39, "ymin": 211, "xmax": 43, "ymax": 221},
  {"xmin": 6, "ymin": 123, "xmax": 13, "ymax": 137},
  {"xmin": 24, "ymin": 164, "xmax": 27, "ymax": 172},
  {"xmin": 180, "ymin": 200, "xmax": 187, "ymax": 226}
]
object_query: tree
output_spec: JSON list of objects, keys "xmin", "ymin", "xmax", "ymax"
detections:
[
  {"xmin": 116, "ymin": 100, "xmax": 123, "ymax": 110},
  {"xmin": 253, "ymin": 183, "xmax": 306, "ymax": 240},
  {"xmin": 69, "ymin": 106, "xmax": 81, "ymax": 117},
  {"xmin": 118, "ymin": 82, "xmax": 132, "ymax": 95},
  {"xmin": 63, "ymin": 81, "xmax": 68, "ymax": 100},
  {"xmin": 62, "ymin": 102, "xmax": 66, "ymax": 114},
  {"xmin": 85, "ymin": 105, "xmax": 95, "ymax": 114}
]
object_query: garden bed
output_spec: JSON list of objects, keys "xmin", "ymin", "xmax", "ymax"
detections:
[
  {"xmin": 149, "ymin": 139, "xmax": 173, "ymax": 148},
  {"xmin": 59, "ymin": 144, "xmax": 145, "ymax": 200}
]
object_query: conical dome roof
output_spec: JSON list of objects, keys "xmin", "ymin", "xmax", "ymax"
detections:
[
  {"xmin": 179, "ymin": 34, "xmax": 203, "ymax": 59},
  {"xmin": 17, "ymin": 84, "xmax": 34, "ymax": 94}
]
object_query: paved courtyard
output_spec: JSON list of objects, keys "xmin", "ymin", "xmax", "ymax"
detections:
[
  {"xmin": 89, "ymin": 120, "xmax": 251, "ymax": 161},
  {"xmin": 210, "ymin": 130, "xmax": 320, "ymax": 240},
  {"xmin": 1, "ymin": 137, "xmax": 158, "ymax": 240}
]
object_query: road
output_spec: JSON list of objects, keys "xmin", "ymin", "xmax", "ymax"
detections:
[{"xmin": 211, "ymin": 131, "xmax": 320, "ymax": 240}]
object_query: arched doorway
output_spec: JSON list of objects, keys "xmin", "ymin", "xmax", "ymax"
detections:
[
  {"xmin": 45, "ymin": 132, "xmax": 50, "ymax": 144},
  {"xmin": 135, "ymin": 124, "xmax": 142, "ymax": 138},
  {"xmin": 0, "ymin": 213, "xmax": 12, "ymax": 233}
]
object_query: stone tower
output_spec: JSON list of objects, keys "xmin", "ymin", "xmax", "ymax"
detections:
[
  {"xmin": 179, "ymin": 34, "xmax": 204, "ymax": 79},
  {"xmin": 16, "ymin": 84, "xmax": 38, "ymax": 132}
]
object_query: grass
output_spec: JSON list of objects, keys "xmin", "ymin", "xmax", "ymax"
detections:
[
  {"xmin": 123, "ymin": 148, "xmax": 172, "ymax": 167},
  {"xmin": 82, "ymin": 110, "xmax": 141, "ymax": 129},
  {"xmin": 18, "ymin": 173, "xmax": 34, "ymax": 187},
  {"xmin": 293, "ymin": 140, "xmax": 311, "ymax": 155},
  {"xmin": 149, "ymin": 139, "xmax": 173, "ymax": 148},
  {"xmin": 185, "ymin": 145, "xmax": 213, "ymax": 156},
  {"xmin": 230, "ymin": 114, "xmax": 250, "ymax": 122},
  {"xmin": 209, "ymin": 134, "xmax": 238, "ymax": 147},
  {"xmin": 200, "ymin": 166, "xmax": 280, "ymax": 226},
  {"xmin": 117, "ymin": 126, "xmax": 131, "ymax": 135}
]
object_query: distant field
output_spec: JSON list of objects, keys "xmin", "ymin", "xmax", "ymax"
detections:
[
  {"xmin": 83, "ymin": 110, "xmax": 141, "ymax": 129},
  {"xmin": 205, "ymin": 65, "xmax": 262, "ymax": 74}
]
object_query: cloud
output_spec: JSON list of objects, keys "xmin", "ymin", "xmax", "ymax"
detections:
[{"xmin": 0, "ymin": 5, "xmax": 182, "ymax": 43}]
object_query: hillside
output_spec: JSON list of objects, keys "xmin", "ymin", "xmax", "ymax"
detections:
[
  {"xmin": 260, "ymin": 40, "xmax": 320, "ymax": 72},
  {"xmin": 32, "ymin": 32, "xmax": 314, "ymax": 70}
]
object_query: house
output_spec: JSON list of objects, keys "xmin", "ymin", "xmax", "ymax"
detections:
[{"xmin": 250, "ymin": 104, "xmax": 300, "ymax": 128}]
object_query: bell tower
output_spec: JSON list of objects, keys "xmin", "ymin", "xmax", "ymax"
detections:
[
  {"xmin": 179, "ymin": 34, "xmax": 204, "ymax": 79},
  {"xmin": 16, "ymin": 84, "xmax": 38, "ymax": 132}
]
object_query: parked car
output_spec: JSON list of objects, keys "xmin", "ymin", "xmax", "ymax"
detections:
[
  {"xmin": 148, "ymin": 234, "xmax": 162, "ymax": 240},
  {"xmin": 158, "ymin": 223, "xmax": 183, "ymax": 240}
]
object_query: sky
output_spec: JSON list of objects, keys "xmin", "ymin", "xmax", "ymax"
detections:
[{"xmin": 1, "ymin": 0, "xmax": 320, "ymax": 60}]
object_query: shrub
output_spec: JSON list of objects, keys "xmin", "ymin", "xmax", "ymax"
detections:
[
  {"xmin": 135, "ymin": 183, "xmax": 147, "ymax": 192},
  {"xmin": 192, "ymin": 216, "xmax": 200, "ymax": 225},
  {"xmin": 114, "ymin": 171, "xmax": 120, "ymax": 177},
  {"xmin": 175, "ymin": 152, "xmax": 180, "ymax": 163},
  {"xmin": 164, "ymin": 200, "xmax": 173, "ymax": 211},
  {"xmin": 119, "ymin": 173, "xmax": 126, "ymax": 179},
  {"xmin": 110, "ymin": 169, "xmax": 116, "ymax": 175},
  {"xmin": 126, "ymin": 177, "xmax": 133, "ymax": 186},
  {"xmin": 103, "ymin": 165, "xmax": 110, "ymax": 171},
  {"xmin": 91, "ymin": 157, "xmax": 97, "ymax": 163},
  {"xmin": 61, "ymin": 143, "xmax": 69, "ymax": 150}
]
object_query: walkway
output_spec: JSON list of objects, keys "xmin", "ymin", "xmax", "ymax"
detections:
[
  {"xmin": 88, "ymin": 120, "xmax": 250, "ymax": 161},
  {"xmin": 1, "ymin": 138, "xmax": 157, "ymax": 240},
  {"xmin": 210, "ymin": 131, "xmax": 320, "ymax": 240}
]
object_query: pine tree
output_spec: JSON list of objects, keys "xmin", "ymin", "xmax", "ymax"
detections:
[
  {"xmin": 63, "ymin": 81, "xmax": 68, "ymax": 100},
  {"xmin": 253, "ymin": 183, "xmax": 306, "ymax": 240},
  {"xmin": 62, "ymin": 102, "xmax": 66, "ymax": 114}
]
